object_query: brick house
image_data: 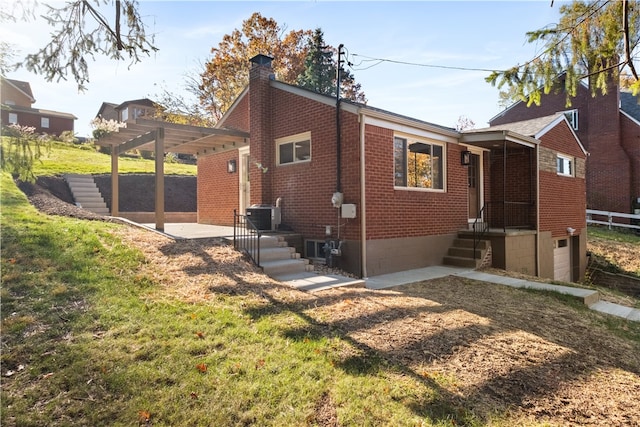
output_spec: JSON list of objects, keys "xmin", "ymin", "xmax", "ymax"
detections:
[
  {"xmin": 1, "ymin": 77, "xmax": 76, "ymax": 136},
  {"xmin": 197, "ymin": 55, "xmax": 587, "ymax": 281},
  {"xmin": 96, "ymin": 98, "xmax": 157, "ymax": 123},
  {"xmin": 489, "ymin": 75, "xmax": 640, "ymax": 214}
]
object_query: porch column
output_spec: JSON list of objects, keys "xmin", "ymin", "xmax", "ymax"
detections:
[
  {"xmin": 111, "ymin": 145, "xmax": 119, "ymax": 217},
  {"xmin": 155, "ymin": 128, "xmax": 165, "ymax": 231}
]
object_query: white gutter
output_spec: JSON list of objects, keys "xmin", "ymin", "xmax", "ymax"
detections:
[{"xmin": 359, "ymin": 112, "xmax": 368, "ymax": 278}]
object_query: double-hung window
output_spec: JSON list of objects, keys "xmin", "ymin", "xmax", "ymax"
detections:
[
  {"xmin": 557, "ymin": 154, "xmax": 574, "ymax": 177},
  {"xmin": 276, "ymin": 131, "xmax": 311, "ymax": 165},
  {"xmin": 394, "ymin": 136, "xmax": 444, "ymax": 190},
  {"xmin": 41, "ymin": 117, "xmax": 49, "ymax": 128}
]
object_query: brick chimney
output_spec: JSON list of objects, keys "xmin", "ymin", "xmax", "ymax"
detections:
[{"xmin": 249, "ymin": 54, "xmax": 274, "ymax": 205}]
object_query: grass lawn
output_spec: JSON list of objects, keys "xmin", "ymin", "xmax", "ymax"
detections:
[
  {"xmin": 9, "ymin": 139, "xmax": 197, "ymax": 177},
  {"xmin": 2, "ymin": 137, "xmax": 640, "ymax": 426},
  {"xmin": 3, "ymin": 171, "xmax": 640, "ymax": 426},
  {"xmin": 0, "ymin": 172, "xmax": 467, "ymax": 426}
]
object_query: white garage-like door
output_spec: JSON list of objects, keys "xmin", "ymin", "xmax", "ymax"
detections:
[{"xmin": 554, "ymin": 239, "xmax": 571, "ymax": 282}]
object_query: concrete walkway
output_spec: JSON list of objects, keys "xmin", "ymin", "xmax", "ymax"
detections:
[
  {"xmin": 365, "ymin": 266, "xmax": 640, "ymax": 322},
  {"xmin": 120, "ymin": 222, "xmax": 639, "ymax": 322}
]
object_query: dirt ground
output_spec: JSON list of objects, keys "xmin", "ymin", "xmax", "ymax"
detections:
[
  {"xmin": 15, "ymin": 179, "xmax": 640, "ymax": 425},
  {"xmin": 587, "ymin": 235, "xmax": 640, "ymax": 276}
]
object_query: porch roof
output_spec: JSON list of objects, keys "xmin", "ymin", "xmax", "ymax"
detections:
[
  {"xmin": 461, "ymin": 114, "xmax": 565, "ymax": 149},
  {"xmin": 94, "ymin": 118, "xmax": 249, "ymax": 156}
]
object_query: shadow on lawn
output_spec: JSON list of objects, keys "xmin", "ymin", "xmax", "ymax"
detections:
[{"xmin": 157, "ymin": 237, "xmax": 640, "ymax": 425}]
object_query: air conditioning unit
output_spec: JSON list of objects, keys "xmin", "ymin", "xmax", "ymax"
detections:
[{"xmin": 246, "ymin": 205, "xmax": 281, "ymax": 231}]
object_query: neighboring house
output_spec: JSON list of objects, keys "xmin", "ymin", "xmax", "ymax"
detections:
[
  {"xmin": 490, "ymin": 75, "xmax": 640, "ymax": 215},
  {"xmin": 197, "ymin": 54, "xmax": 587, "ymax": 282},
  {"xmin": 1, "ymin": 77, "xmax": 76, "ymax": 135},
  {"xmin": 95, "ymin": 98, "xmax": 157, "ymax": 123}
]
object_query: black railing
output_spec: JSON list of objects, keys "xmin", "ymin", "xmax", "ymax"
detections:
[
  {"xmin": 472, "ymin": 205, "xmax": 489, "ymax": 260},
  {"xmin": 472, "ymin": 201, "xmax": 535, "ymax": 259},
  {"xmin": 234, "ymin": 209, "xmax": 262, "ymax": 267},
  {"xmin": 485, "ymin": 201, "xmax": 535, "ymax": 231}
]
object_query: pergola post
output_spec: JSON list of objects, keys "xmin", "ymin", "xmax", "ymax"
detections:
[
  {"xmin": 111, "ymin": 146, "xmax": 119, "ymax": 217},
  {"xmin": 155, "ymin": 127, "xmax": 165, "ymax": 231}
]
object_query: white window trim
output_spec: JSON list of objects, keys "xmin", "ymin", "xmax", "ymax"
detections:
[
  {"xmin": 8, "ymin": 112, "xmax": 18, "ymax": 124},
  {"xmin": 393, "ymin": 133, "xmax": 447, "ymax": 192},
  {"xmin": 557, "ymin": 153, "xmax": 574, "ymax": 177},
  {"xmin": 562, "ymin": 109, "xmax": 578, "ymax": 131},
  {"xmin": 276, "ymin": 131, "xmax": 312, "ymax": 166},
  {"xmin": 41, "ymin": 117, "xmax": 50, "ymax": 128}
]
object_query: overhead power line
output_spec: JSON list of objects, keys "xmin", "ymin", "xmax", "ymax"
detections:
[{"xmin": 349, "ymin": 53, "xmax": 501, "ymax": 73}]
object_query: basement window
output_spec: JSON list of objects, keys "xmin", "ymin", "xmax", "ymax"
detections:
[
  {"xmin": 276, "ymin": 131, "xmax": 311, "ymax": 165},
  {"xmin": 557, "ymin": 154, "xmax": 574, "ymax": 177},
  {"xmin": 305, "ymin": 239, "xmax": 326, "ymax": 262}
]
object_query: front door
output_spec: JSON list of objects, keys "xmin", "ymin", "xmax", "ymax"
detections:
[
  {"xmin": 239, "ymin": 147, "xmax": 250, "ymax": 213},
  {"xmin": 468, "ymin": 152, "xmax": 481, "ymax": 222}
]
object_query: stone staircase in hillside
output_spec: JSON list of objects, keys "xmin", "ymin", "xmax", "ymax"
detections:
[
  {"xmin": 235, "ymin": 234, "xmax": 314, "ymax": 280},
  {"xmin": 63, "ymin": 174, "xmax": 110, "ymax": 216},
  {"xmin": 443, "ymin": 233, "xmax": 491, "ymax": 269}
]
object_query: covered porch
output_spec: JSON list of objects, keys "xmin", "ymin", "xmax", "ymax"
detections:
[{"xmin": 460, "ymin": 129, "xmax": 540, "ymax": 276}]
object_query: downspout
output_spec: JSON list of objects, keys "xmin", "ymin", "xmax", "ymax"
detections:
[
  {"xmin": 359, "ymin": 112, "xmax": 367, "ymax": 278},
  {"xmin": 535, "ymin": 143, "xmax": 541, "ymax": 277},
  {"xmin": 336, "ymin": 44, "xmax": 344, "ymax": 193}
]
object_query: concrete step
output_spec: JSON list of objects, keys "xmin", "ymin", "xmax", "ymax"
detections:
[
  {"xmin": 443, "ymin": 255, "xmax": 481, "ymax": 269},
  {"xmin": 235, "ymin": 235, "xmax": 287, "ymax": 249},
  {"xmin": 261, "ymin": 258, "xmax": 311, "ymax": 277},
  {"xmin": 259, "ymin": 246, "xmax": 298, "ymax": 262},
  {"xmin": 63, "ymin": 174, "xmax": 110, "ymax": 216},
  {"xmin": 452, "ymin": 238, "xmax": 489, "ymax": 250},
  {"xmin": 448, "ymin": 247, "xmax": 484, "ymax": 259},
  {"xmin": 72, "ymin": 192, "xmax": 105, "ymax": 199},
  {"xmin": 67, "ymin": 184, "xmax": 100, "ymax": 191},
  {"xmin": 76, "ymin": 200, "xmax": 108, "ymax": 210}
]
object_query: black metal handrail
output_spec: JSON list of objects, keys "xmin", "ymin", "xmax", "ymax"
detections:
[
  {"xmin": 472, "ymin": 205, "xmax": 489, "ymax": 260},
  {"xmin": 234, "ymin": 209, "xmax": 262, "ymax": 267}
]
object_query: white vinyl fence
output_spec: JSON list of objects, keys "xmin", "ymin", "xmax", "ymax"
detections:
[{"xmin": 587, "ymin": 209, "xmax": 640, "ymax": 231}]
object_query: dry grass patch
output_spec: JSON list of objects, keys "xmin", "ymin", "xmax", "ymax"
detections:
[{"xmin": 114, "ymin": 225, "xmax": 640, "ymax": 426}]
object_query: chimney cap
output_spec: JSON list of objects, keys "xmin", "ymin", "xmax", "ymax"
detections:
[{"xmin": 250, "ymin": 54, "xmax": 274, "ymax": 66}]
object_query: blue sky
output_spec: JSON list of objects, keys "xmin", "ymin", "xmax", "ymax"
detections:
[{"xmin": 2, "ymin": 1, "xmax": 564, "ymax": 137}]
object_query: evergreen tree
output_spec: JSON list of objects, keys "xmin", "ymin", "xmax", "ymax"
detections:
[
  {"xmin": 487, "ymin": 0, "xmax": 640, "ymax": 106},
  {"xmin": 297, "ymin": 29, "xmax": 366, "ymax": 103}
]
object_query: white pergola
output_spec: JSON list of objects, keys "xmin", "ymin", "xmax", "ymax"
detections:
[{"xmin": 95, "ymin": 118, "xmax": 249, "ymax": 231}]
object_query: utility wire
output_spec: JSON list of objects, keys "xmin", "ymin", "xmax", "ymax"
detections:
[
  {"xmin": 349, "ymin": 54, "xmax": 501, "ymax": 73},
  {"xmin": 347, "ymin": 0, "xmax": 614, "ymax": 76}
]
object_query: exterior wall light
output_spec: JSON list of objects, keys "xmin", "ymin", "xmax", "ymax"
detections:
[
  {"xmin": 461, "ymin": 150, "xmax": 472, "ymax": 166},
  {"xmin": 227, "ymin": 159, "xmax": 237, "ymax": 173}
]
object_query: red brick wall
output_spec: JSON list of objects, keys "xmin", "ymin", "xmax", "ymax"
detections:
[
  {"xmin": 249, "ymin": 64, "xmax": 274, "ymax": 205},
  {"xmin": 268, "ymin": 89, "xmax": 361, "ymax": 242},
  {"xmin": 620, "ymin": 114, "xmax": 640, "ymax": 206},
  {"xmin": 197, "ymin": 150, "xmax": 239, "ymax": 225},
  {"xmin": 538, "ymin": 123, "xmax": 587, "ymax": 238},
  {"xmin": 491, "ymin": 79, "xmax": 633, "ymax": 213},
  {"xmin": 364, "ymin": 124, "xmax": 467, "ymax": 240},
  {"xmin": 1, "ymin": 110, "xmax": 74, "ymax": 136},
  {"xmin": 220, "ymin": 93, "xmax": 250, "ymax": 132}
]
